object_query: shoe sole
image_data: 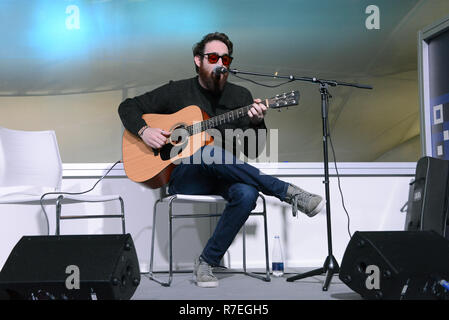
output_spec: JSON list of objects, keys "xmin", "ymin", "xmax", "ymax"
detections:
[
  {"xmin": 193, "ymin": 269, "xmax": 219, "ymax": 288},
  {"xmin": 196, "ymin": 280, "xmax": 219, "ymax": 288},
  {"xmin": 306, "ymin": 199, "xmax": 326, "ymax": 217}
]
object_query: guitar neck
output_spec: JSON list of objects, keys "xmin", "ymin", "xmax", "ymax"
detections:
[
  {"xmin": 186, "ymin": 102, "xmax": 265, "ymax": 136},
  {"xmin": 185, "ymin": 90, "xmax": 299, "ymax": 136}
]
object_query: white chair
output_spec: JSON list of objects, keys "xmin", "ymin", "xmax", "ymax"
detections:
[
  {"xmin": 0, "ymin": 126, "xmax": 125, "ymax": 236},
  {"xmin": 148, "ymin": 187, "xmax": 271, "ymax": 287}
]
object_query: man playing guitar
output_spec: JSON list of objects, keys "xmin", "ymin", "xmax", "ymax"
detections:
[{"xmin": 118, "ymin": 32, "xmax": 324, "ymax": 288}]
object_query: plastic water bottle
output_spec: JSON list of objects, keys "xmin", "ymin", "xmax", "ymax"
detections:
[{"xmin": 271, "ymin": 235, "xmax": 284, "ymax": 277}]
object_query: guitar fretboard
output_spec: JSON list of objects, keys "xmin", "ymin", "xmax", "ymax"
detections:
[
  {"xmin": 180, "ymin": 90, "xmax": 298, "ymax": 136},
  {"xmin": 185, "ymin": 103, "xmax": 263, "ymax": 136}
]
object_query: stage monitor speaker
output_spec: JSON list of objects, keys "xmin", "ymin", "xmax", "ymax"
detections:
[
  {"xmin": 339, "ymin": 231, "xmax": 449, "ymax": 300},
  {"xmin": 405, "ymin": 156, "xmax": 449, "ymax": 237},
  {"xmin": 0, "ymin": 234, "xmax": 140, "ymax": 300}
]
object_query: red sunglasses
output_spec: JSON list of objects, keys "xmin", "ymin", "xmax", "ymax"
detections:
[{"xmin": 200, "ymin": 52, "xmax": 233, "ymax": 67}]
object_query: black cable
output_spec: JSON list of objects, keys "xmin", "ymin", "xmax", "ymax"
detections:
[
  {"xmin": 231, "ymin": 73, "xmax": 294, "ymax": 88},
  {"xmin": 39, "ymin": 160, "xmax": 122, "ymax": 235},
  {"xmin": 327, "ymin": 117, "xmax": 352, "ymax": 239}
]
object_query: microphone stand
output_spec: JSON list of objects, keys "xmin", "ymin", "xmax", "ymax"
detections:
[{"xmin": 229, "ymin": 68, "xmax": 372, "ymax": 291}]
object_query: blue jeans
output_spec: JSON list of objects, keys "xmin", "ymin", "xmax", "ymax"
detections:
[{"xmin": 168, "ymin": 145, "xmax": 288, "ymax": 267}]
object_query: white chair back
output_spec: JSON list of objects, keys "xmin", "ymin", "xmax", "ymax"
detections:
[{"xmin": 0, "ymin": 127, "xmax": 63, "ymax": 191}]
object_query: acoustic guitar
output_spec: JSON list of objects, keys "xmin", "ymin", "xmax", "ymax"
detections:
[{"xmin": 122, "ymin": 90, "xmax": 299, "ymax": 188}]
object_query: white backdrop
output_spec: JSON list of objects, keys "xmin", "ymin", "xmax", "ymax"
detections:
[{"xmin": 0, "ymin": 162, "xmax": 415, "ymax": 272}]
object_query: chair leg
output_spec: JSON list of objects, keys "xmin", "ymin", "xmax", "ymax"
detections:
[
  {"xmin": 243, "ymin": 224, "xmax": 247, "ymax": 273},
  {"xmin": 243, "ymin": 196, "xmax": 270, "ymax": 282},
  {"xmin": 55, "ymin": 195, "xmax": 64, "ymax": 236},
  {"xmin": 147, "ymin": 198, "xmax": 173, "ymax": 287},
  {"xmin": 261, "ymin": 198, "xmax": 271, "ymax": 281},
  {"xmin": 168, "ymin": 198, "xmax": 174, "ymax": 286},
  {"xmin": 148, "ymin": 199, "xmax": 167, "ymax": 286},
  {"xmin": 119, "ymin": 197, "xmax": 126, "ymax": 234}
]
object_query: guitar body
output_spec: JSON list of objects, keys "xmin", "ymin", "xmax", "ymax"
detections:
[{"xmin": 122, "ymin": 105, "xmax": 212, "ymax": 188}]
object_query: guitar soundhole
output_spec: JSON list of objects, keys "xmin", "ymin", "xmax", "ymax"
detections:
[
  {"xmin": 169, "ymin": 125, "xmax": 188, "ymax": 145},
  {"xmin": 160, "ymin": 144, "xmax": 175, "ymax": 161},
  {"xmin": 159, "ymin": 125, "xmax": 188, "ymax": 161},
  {"xmin": 159, "ymin": 143, "xmax": 186, "ymax": 161},
  {"xmin": 171, "ymin": 136, "xmax": 182, "ymax": 144}
]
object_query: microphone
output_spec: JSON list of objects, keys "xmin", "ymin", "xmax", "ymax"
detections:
[{"xmin": 213, "ymin": 66, "xmax": 228, "ymax": 78}]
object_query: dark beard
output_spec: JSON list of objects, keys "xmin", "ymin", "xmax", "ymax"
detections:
[{"xmin": 198, "ymin": 65, "xmax": 226, "ymax": 95}]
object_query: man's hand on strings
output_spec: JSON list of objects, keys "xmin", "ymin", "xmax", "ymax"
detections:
[
  {"xmin": 139, "ymin": 127, "xmax": 171, "ymax": 149},
  {"xmin": 248, "ymin": 98, "xmax": 267, "ymax": 125}
]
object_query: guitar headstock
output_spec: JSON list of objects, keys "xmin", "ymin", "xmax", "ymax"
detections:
[{"xmin": 267, "ymin": 90, "xmax": 300, "ymax": 109}]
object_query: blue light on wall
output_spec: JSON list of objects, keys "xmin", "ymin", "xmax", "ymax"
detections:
[
  {"xmin": 26, "ymin": 1, "xmax": 89, "ymax": 60},
  {"xmin": 15, "ymin": 0, "xmax": 218, "ymax": 61}
]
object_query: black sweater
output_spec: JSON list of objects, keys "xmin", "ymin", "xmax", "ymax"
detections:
[{"xmin": 118, "ymin": 76, "xmax": 267, "ymax": 157}]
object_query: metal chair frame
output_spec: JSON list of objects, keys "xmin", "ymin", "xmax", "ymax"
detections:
[
  {"xmin": 148, "ymin": 190, "xmax": 271, "ymax": 287},
  {"xmin": 55, "ymin": 195, "xmax": 126, "ymax": 235}
]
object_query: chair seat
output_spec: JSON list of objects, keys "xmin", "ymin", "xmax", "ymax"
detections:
[
  {"xmin": 58, "ymin": 194, "xmax": 122, "ymax": 203},
  {"xmin": 161, "ymin": 194, "xmax": 227, "ymax": 204},
  {"xmin": 0, "ymin": 194, "xmax": 59, "ymax": 204},
  {"xmin": 0, "ymin": 193, "xmax": 122, "ymax": 204},
  {"xmin": 0, "ymin": 185, "xmax": 55, "ymax": 204}
]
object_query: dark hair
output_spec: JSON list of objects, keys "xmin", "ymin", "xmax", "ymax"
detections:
[{"xmin": 192, "ymin": 32, "xmax": 233, "ymax": 73}]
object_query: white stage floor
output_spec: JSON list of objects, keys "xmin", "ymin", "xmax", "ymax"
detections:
[{"xmin": 132, "ymin": 268, "xmax": 361, "ymax": 300}]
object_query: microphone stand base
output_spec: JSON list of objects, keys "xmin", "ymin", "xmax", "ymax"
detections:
[{"xmin": 286, "ymin": 255, "xmax": 339, "ymax": 291}]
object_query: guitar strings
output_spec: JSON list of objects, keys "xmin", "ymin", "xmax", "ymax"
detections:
[{"xmin": 185, "ymin": 104, "xmax": 253, "ymax": 135}]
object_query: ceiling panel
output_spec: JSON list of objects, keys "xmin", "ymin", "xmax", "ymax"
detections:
[{"xmin": 1, "ymin": 0, "xmax": 449, "ymax": 162}]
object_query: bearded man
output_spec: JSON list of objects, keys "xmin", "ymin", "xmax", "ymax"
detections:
[{"xmin": 118, "ymin": 32, "xmax": 324, "ymax": 288}]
